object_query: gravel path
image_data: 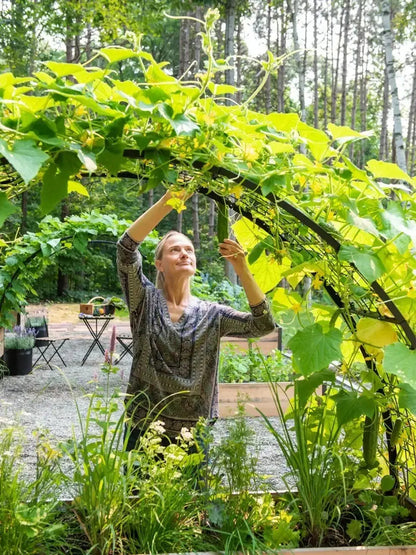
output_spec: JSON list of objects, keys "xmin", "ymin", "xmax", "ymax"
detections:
[{"xmin": 0, "ymin": 332, "xmax": 290, "ymax": 494}]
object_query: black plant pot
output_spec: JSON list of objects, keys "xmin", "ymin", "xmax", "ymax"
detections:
[{"xmin": 4, "ymin": 348, "xmax": 33, "ymax": 375}]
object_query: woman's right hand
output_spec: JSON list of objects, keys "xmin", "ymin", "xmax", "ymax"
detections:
[{"xmin": 164, "ymin": 188, "xmax": 193, "ymax": 210}]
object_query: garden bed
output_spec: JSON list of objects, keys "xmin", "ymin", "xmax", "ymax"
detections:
[
  {"xmin": 219, "ymin": 381, "xmax": 293, "ymax": 417},
  {"xmin": 0, "ymin": 337, "xmax": 290, "ymax": 491}
]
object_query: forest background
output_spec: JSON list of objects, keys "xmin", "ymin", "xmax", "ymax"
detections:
[{"xmin": 1, "ymin": 0, "xmax": 415, "ymax": 304}]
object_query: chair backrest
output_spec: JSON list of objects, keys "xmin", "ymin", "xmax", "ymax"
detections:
[{"xmin": 26, "ymin": 316, "xmax": 49, "ymax": 345}]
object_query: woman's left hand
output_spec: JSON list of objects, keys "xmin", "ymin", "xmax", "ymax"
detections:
[{"xmin": 219, "ymin": 239, "xmax": 248, "ymax": 272}]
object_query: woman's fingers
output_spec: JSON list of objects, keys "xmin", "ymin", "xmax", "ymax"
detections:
[{"xmin": 219, "ymin": 239, "xmax": 247, "ymax": 259}]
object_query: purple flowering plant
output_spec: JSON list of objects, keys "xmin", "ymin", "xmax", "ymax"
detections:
[
  {"xmin": 101, "ymin": 326, "xmax": 119, "ymax": 374},
  {"xmin": 4, "ymin": 326, "xmax": 36, "ymax": 350}
]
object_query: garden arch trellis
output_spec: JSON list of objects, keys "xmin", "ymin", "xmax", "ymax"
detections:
[
  {"xmin": 120, "ymin": 150, "xmax": 416, "ymax": 350},
  {"xmin": 1, "ymin": 24, "xmax": 416, "ymax": 495},
  {"xmin": 118, "ymin": 150, "xmax": 416, "ymax": 487},
  {"xmin": 1, "ymin": 149, "xmax": 415, "ymax": 490}
]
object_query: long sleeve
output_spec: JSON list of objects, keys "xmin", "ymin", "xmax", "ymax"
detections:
[
  {"xmin": 218, "ymin": 298, "xmax": 275, "ymax": 338},
  {"xmin": 117, "ymin": 231, "xmax": 152, "ymax": 313}
]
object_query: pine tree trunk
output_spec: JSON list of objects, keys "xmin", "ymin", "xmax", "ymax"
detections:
[
  {"xmin": 323, "ymin": 0, "xmax": 330, "ymax": 129},
  {"xmin": 194, "ymin": 6, "xmax": 202, "ymax": 73},
  {"xmin": 287, "ymin": 0, "xmax": 306, "ymax": 120},
  {"xmin": 192, "ymin": 194, "xmax": 200, "ymax": 250},
  {"xmin": 208, "ymin": 199, "xmax": 216, "ymax": 238},
  {"xmin": 411, "ymin": 114, "xmax": 416, "ymax": 176},
  {"xmin": 379, "ymin": 66, "xmax": 389, "ymax": 161},
  {"xmin": 276, "ymin": 5, "xmax": 286, "ymax": 112},
  {"xmin": 350, "ymin": 0, "xmax": 363, "ymax": 131},
  {"xmin": 58, "ymin": 7, "xmax": 80, "ymax": 298},
  {"xmin": 381, "ymin": 0, "xmax": 407, "ymax": 172},
  {"xmin": 225, "ymin": 0, "xmax": 236, "ymax": 93},
  {"xmin": 359, "ymin": 61, "xmax": 368, "ymax": 167},
  {"xmin": 406, "ymin": 60, "xmax": 416, "ymax": 174},
  {"xmin": 179, "ymin": 15, "xmax": 191, "ymax": 79},
  {"xmin": 265, "ymin": 1, "xmax": 272, "ymax": 114},
  {"xmin": 330, "ymin": 4, "xmax": 343, "ymax": 123},
  {"xmin": 313, "ymin": 0, "xmax": 318, "ymax": 127},
  {"xmin": 236, "ymin": 15, "xmax": 242, "ymax": 104},
  {"xmin": 340, "ymin": 0, "xmax": 351, "ymax": 125}
]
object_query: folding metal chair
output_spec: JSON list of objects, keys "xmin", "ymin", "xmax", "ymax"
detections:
[
  {"xmin": 32, "ymin": 320, "xmax": 70, "ymax": 370},
  {"xmin": 116, "ymin": 334, "xmax": 133, "ymax": 362}
]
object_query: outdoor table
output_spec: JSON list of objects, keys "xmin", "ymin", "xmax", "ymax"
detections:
[{"xmin": 78, "ymin": 314, "xmax": 114, "ymax": 365}]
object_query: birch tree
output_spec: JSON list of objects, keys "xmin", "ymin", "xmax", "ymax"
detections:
[
  {"xmin": 380, "ymin": 0, "xmax": 407, "ymax": 171},
  {"xmin": 406, "ymin": 61, "xmax": 416, "ymax": 175},
  {"xmin": 287, "ymin": 0, "xmax": 306, "ymax": 120}
]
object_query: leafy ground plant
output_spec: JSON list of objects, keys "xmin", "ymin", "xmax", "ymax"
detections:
[
  {"xmin": 262, "ymin": 371, "xmax": 416, "ymax": 548},
  {"xmin": 205, "ymin": 404, "xmax": 300, "ymax": 552},
  {"xmin": 219, "ymin": 344, "xmax": 292, "ymax": 383},
  {"xmin": 0, "ymin": 421, "xmax": 66, "ymax": 554},
  {"xmin": 55, "ymin": 351, "xmax": 212, "ymax": 554}
]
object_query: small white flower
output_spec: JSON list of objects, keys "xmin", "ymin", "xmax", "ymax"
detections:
[
  {"xmin": 179, "ymin": 427, "xmax": 193, "ymax": 442},
  {"xmin": 149, "ymin": 420, "xmax": 165, "ymax": 435}
]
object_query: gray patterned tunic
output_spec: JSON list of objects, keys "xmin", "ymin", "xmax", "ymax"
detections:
[{"xmin": 117, "ymin": 231, "xmax": 275, "ymax": 439}]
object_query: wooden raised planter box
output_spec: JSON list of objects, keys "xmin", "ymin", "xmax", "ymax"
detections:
[
  {"xmin": 219, "ymin": 381, "xmax": 292, "ymax": 417},
  {"xmin": 182, "ymin": 548, "xmax": 416, "ymax": 554},
  {"xmin": 219, "ymin": 328, "xmax": 289, "ymax": 417}
]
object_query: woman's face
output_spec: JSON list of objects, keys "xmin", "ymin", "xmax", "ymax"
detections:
[{"xmin": 155, "ymin": 233, "xmax": 196, "ymax": 281}]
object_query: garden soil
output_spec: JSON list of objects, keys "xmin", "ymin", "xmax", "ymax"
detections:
[{"xmin": 0, "ymin": 304, "xmax": 289, "ymax": 496}]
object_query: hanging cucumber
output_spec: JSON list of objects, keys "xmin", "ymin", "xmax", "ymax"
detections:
[
  {"xmin": 362, "ymin": 407, "xmax": 379, "ymax": 468},
  {"xmin": 389, "ymin": 418, "xmax": 403, "ymax": 448},
  {"xmin": 217, "ymin": 201, "xmax": 229, "ymax": 243}
]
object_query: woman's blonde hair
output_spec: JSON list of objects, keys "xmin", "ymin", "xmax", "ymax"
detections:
[{"xmin": 154, "ymin": 231, "xmax": 194, "ymax": 290}]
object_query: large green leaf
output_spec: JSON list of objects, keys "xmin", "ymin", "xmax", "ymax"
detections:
[
  {"xmin": 99, "ymin": 47, "xmax": 143, "ymax": 63},
  {"xmin": 0, "ymin": 138, "xmax": 49, "ymax": 184},
  {"xmin": 328, "ymin": 123, "xmax": 373, "ymax": 144},
  {"xmin": 381, "ymin": 202, "xmax": 416, "ymax": 246},
  {"xmin": 288, "ymin": 323, "xmax": 343, "ymax": 376},
  {"xmin": 96, "ymin": 139, "xmax": 125, "ymax": 175},
  {"xmin": 398, "ymin": 383, "xmax": 416, "ymax": 414},
  {"xmin": 41, "ymin": 151, "xmax": 82, "ymax": 213},
  {"xmin": 383, "ymin": 342, "xmax": 416, "ymax": 390},
  {"xmin": 103, "ymin": 116, "xmax": 130, "ymax": 138},
  {"xmin": 249, "ymin": 251, "xmax": 290, "ymax": 293},
  {"xmin": 295, "ymin": 369, "xmax": 335, "ymax": 409},
  {"xmin": 338, "ymin": 244, "xmax": 386, "ymax": 283},
  {"xmin": 146, "ymin": 62, "xmax": 177, "ymax": 84},
  {"xmin": 367, "ymin": 159, "xmax": 416, "ymax": 187},
  {"xmin": 260, "ymin": 173, "xmax": 287, "ymax": 196},
  {"xmin": 346, "ymin": 210, "xmax": 379, "ymax": 238},
  {"xmin": 25, "ymin": 117, "xmax": 63, "ymax": 147},
  {"xmin": 0, "ymin": 192, "xmax": 18, "ymax": 227},
  {"xmin": 43, "ymin": 61, "xmax": 85, "ymax": 77},
  {"xmin": 332, "ymin": 390, "xmax": 375, "ymax": 426},
  {"xmin": 247, "ymin": 236, "xmax": 274, "ymax": 265},
  {"xmin": 158, "ymin": 104, "xmax": 199, "ymax": 136}
]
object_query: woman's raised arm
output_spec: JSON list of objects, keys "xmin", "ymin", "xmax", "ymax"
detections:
[{"xmin": 127, "ymin": 191, "xmax": 174, "ymax": 243}]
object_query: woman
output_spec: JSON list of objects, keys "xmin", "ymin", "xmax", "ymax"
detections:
[{"xmin": 117, "ymin": 189, "xmax": 275, "ymax": 450}]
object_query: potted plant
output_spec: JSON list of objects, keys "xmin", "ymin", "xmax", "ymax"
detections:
[
  {"xmin": 3, "ymin": 326, "xmax": 36, "ymax": 375},
  {"xmin": 104, "ymin": 296, "xmax": 127, "ymax": 314},
  {"xmin": 25, "ymin": 313, "xmax": 48, "ymax": 345}
]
